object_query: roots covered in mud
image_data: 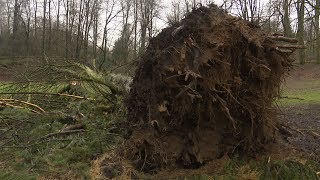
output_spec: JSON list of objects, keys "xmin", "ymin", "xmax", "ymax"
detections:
[{"xmin": 125, "ymin": 5, "xmax": 298, "ymax": 173}]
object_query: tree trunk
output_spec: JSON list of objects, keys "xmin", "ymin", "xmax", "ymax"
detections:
[
  {"xmin": 133, "ymin": 0, "xmax": 138, "ymax": 59},
  {"xmin": 34, "ymin": 0, "xmax": 37, "ymax": 36},
  {"xmin": 76, "ymin": 0, "xmax": 84, "ymax": 59},
  {"xmin": 83, "ymin": 0, "xmax": 92, "ymax": 60},
  {"xmin": 69, "ymin": 0, "xmax": 76, "ymax": 58},
  {"xmin": 48, "ymin": 0, "xmax": 52, "ymax": 54},
  {"xmin": 42, "ymin": 0, "xmax": 47, "ymax": 57},
  {"xmin": 56, "ymin": 0, "xmax": 60, "ymax": 54},
  {"xmin": 93, "ymin": 9, "xmax": 98, "ymax": 60},
  {"xmin": 13, "ymin": 0, "xmax": 19, "ymax": 37},
  {"xmin": 282, "ymin": 0, "xmax": 293, "ymax": 37},
  {"xmin": 6, "ymin": 0, "xmax": 11, "ymax": 34},
  {"xmin": 297, "ymin": 0, "xmax": 305, "ymax": 64},
  {"xmin": 315, "ymin": 0, "xmax": 320, "ymax": 63},
  {"xmin": 65, "ymin": 0, "xmax": 69, "ymax": 59}
]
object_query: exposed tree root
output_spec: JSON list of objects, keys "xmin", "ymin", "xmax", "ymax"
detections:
[{"xmin": 122, "ymin": 4, "xmax": 299, "ymax": 175}]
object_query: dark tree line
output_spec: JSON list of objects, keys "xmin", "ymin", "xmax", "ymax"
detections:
[
  {"xmin": 0, "ymin": 0, "xmax": 160, "ymax": 68},
  {"xmin": 0, "ymin": 0, "xmax": 320, "ymax": 65}
]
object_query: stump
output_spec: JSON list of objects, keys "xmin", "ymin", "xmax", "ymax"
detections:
[{"xmin": 125, "ymin": 4, "xmax": 298, "ymax": 173}]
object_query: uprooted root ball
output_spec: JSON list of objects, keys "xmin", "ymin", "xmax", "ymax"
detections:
[{"xmin": 125, "ymin": 4, "xmax": 296, "ymax": 173}]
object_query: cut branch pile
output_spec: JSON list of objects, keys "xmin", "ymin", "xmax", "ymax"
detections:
[{"xmin": 124, "ymin": 5, "xmax": 300, "ymax": 173}]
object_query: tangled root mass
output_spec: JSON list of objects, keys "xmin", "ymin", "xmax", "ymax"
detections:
[{"xmin": 125, "ymin": 4, "xmax": 296, "ymax": 173}]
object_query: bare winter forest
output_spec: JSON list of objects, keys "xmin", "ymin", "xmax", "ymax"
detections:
[
  {"xmin": 0, "ymin": 0, "xmax": 319, "ymax": 65},
  {"xmin": 0, "ymin": 0, "xmax": 319, "ymax": 179}
]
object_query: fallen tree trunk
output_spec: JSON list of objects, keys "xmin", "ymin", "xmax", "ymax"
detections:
[{"xmin": 124, "ymin": 4, "xmax": 298, "ymax": 173}]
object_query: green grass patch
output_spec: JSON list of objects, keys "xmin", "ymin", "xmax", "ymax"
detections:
[
  {"xmin": 277, "ymin": 78, "xmax": 320, "ymax": 106},
  {"xmin": 0, "ymin": 80, "xmax": 126, "ymax": 178},
  {"xmin": 0, "ymin": 101, "xmax": 125, "ymax": 178},
  {"xmin": 0, "ymin": 170, "xmax": 36, "ymax": 180},
  {"xmin": 277, "ymin": 91, "xmax": 320, "ymax": 106}
]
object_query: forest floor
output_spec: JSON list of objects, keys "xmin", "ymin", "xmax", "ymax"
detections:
[
  {"xmin": 0, "ymin": 63, "xmax": 319, "ymax": 179},
  {"xmin": 277, "ymin": 63, "xmax": 320, "ymax": 163}
]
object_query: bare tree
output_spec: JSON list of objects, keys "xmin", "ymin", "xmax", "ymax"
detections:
[
  {"xmin": 167, "ymin": 0, "xmax": 182, "ymax": 25},
  {"xmin": 282, "ymin": 0, "xmax": 293, "ymax": 37},
  {"xmin": 315, "ymin": 0, "xmax": 320, "ymax": 63},
  {"xmin": 64, "ymin": 0, "xmax": 69, "ymax": 59},
  {"xmin": 42, "ymin": 0, "xmax": 46, "ymax": 56},
  {"xmin": 47, "ymin": 0, "xmax": 52, "ymax": 52},
  {"xmin": 13, "ymin": 0, "xmax": 20, "ymax": 37},
  {"xmin": 138, "ymin": 0, "xmax": 160, "ymax": 54},
  {"xmin": 101, "ymin": 0, "xmax": 122, "ymax": 66},
  {"xmin": 75, "ymin": 0, "xmax": 84, "ymax": 59},
  {"xmin": 232, "ymin": 0, "xmax": 263, "ymax": 23},
  {"xmin": 296, "ymin": 0, "xmax": 305, "ymax": 64},
  {"xmin": 33, "ymin": 0, "xmax": 37, "ymax": 36}
]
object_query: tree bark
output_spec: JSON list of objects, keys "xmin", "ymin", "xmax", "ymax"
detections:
[
  {"xmin": 76, "ymin": 0, "xmax": 84, "ymax": 59},
  {"xmin": 315, "ymin": 0, "xmax": 320, "ymax": 63},
  {"xmin": 282, "ymin": 0, "xmax": 293, "ymax": 37},
  {"xmin": 65, "ymin": 0, "xmax": 69, "ymax": 59},
  {"xmin": 296, "ymin": 0, "xmax": 305, "ymax": 64},
  {"xmin": 133, "ymin": 0, "xmax": 138, "ymax": 59},
  {"xmin": 42, "ymin": 0, "xmax": 47, "ymax": 57},
  {"xmin": 48, "ymin": 0, "xmax": 52, "ymax": 54},
  {"xmin": 13, "ymin": 0, "xmax": 19, "ymax": 37}
]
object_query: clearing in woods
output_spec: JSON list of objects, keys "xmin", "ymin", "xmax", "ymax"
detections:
[{"xmin": 0, "ymin": 5, "xmax": 319, "ymax": 180}]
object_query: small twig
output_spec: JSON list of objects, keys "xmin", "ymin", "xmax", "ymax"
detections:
[
  {"xmin": 281, "ymin": 124, "xmax": 305, "ymax": 136},
  {"xmin": 0, "ymin": 139, "xmax": 14, "ymax": 148},
  {"xmin": 60, "ymin": 124, "xmax": 85, "ymax": 132},
  {"xmin": 0, "ymin": 92, "xmax": 95, "ymax": 100},
  {"xmin": 0, "ymin": 98, "xmax": 45, "ymax": 113},
  {"xmin": 0, "ymin": 102, "xmax": 40, "ymax": 113},
  {"xmin": 175, "ymin": 80, "xmax": 196, "ymax": 98},
  {"xmin": 297, "ymin": 128, "xmax": 319, "ymax": 131},
  {"xmin": 1, "ymin": 139, "xmax": 72, "ymax": 149},
  {"xmin": 279, "ymin": 96, "xmax": 305, "ymax": 100},
  {"xmin": 166, "ymin": 74, "xmax": 184, "ymax": 80},
  {"xmin": 41, "ymin": 129, "xmax": 86, "ymax": 140},
  {"xmin": 140, "ymin": 146, "xmax": 147, "ymax": 171},
  {"xmin": 215, "ymin": 94, "xmax": 236, "ymax": 130},
  {"xmin": 297, "ymin": 129, "xmax": 320, "ymax": 138},
  {"xmin": 311, "ymin": 131, "xmax": 320, "ymax": 138}
]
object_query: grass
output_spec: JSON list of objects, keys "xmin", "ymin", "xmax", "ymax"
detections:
[
  {"xmin": 277, "ymin": 91, "xmax": 320, "ymax": 106},
  {"xmin": 276, "ymin": 79, "xmax": 320, "ymax": 106},
  {"xmin": 0, "ymin": 79, "xmax": 126, "ymax": 179},
  {"xmin": 0, "ymin": 102, "xmax": 125, "ymax": 179}
]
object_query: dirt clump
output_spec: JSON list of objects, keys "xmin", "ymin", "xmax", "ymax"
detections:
[{"xmin": 124, "ymin": 4, "xmax": 299, "ymax": 174}]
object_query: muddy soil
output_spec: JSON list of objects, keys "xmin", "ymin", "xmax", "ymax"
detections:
[
  {"xmin": 278, "ymin": 63, "xmax": 320, "ymax": 163},
  {"xmin": 278, "ymin": 103, "xmax": 320, "ymax": 162}
]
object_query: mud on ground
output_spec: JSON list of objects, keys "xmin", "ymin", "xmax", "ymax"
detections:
[{"xmin": 279, "ymin": 104, "xmax": 320, "ymax": 162}]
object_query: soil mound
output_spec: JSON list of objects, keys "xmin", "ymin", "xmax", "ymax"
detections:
[{"xmin": 124, "ymin": 4, "xmax": 298, "ymax": 174}]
